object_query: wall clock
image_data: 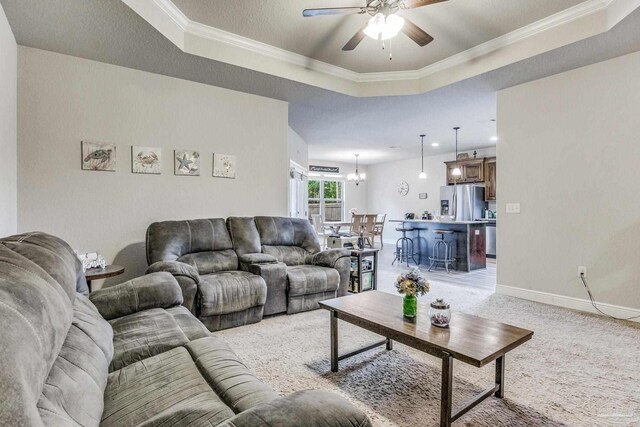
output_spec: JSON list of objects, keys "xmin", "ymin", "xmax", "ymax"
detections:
[{"xmin": 397, "ymin": 180, "xmax": 409, "ymax": 196}]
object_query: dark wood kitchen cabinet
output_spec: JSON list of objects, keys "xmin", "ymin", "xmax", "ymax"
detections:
[
  {"xmin": 444, "ymin": 156, "xmax": 498, "ymax": 201},
  {"xmin": 445, "ymin": 159, "xmax": 485, "ymax": 184},
  {"xmin": 484, "ymin": 157, "xmax": 496, "ymax": 201}
]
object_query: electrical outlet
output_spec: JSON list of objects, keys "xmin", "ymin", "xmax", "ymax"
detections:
[
  {"xmin": 578, "ymin": 266, "xmax": 587, "ymax": 278},
  {"xmin": 506, "ymin": 203, "xmax": 521, "ymax": 214}
]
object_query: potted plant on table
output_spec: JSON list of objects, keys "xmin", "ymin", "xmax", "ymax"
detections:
[{"xmin": 395, "ymin": 268, "xmax": 430, "ymax": 318}]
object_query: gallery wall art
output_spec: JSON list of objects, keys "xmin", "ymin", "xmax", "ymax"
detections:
[
  {"xmin": 174, "ymin": 150, "xmax": 200, "ymax": 176},
  {"xmin": 132, "ymin": 146, "xmax": 162, "ymax": 174},
  {"xmin": 213, "ymin": 153, "xmax": 236, "ymax": 179},
  {"xmin": 81, "ymin": 141, "xmax": 116, "ymax": 171}
]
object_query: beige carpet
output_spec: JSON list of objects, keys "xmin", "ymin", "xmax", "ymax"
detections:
[{"xmin": 217, "ymin": 283, "xmax": 640, "ymax": 427}]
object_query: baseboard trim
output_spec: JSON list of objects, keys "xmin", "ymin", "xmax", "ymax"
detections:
[{"xmin": 495, "ymin": 285, "xmax": 640, "ymax": 323}]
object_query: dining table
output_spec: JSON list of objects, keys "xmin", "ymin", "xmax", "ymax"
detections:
[{"xmin": 322, "ymin": 221, "xmax": 353, "ymax": 234}]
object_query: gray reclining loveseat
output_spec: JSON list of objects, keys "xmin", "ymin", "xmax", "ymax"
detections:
[
  {"xmin": 0, "ymin": 232, "xmax": 371, "ymax": 427},
  {"xmin": 147, "ymin": 216, "xmax": 350, "ymax": 331}
]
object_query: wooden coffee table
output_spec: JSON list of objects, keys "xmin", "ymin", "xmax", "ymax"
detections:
[{"xmin": 319, "ymin": 291, "xmax": 533, "ymax": 427}]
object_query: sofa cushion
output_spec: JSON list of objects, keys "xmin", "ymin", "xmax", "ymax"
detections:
[
  {"xmin": 102, "ymin": 347, "xmax": 235, "ymax": 427},
  {"xmin": 0, "ymin": 245, "xmax": 73, "ymax": 427},
  {"xmin": 166, "ymin": 305, "xmax": 211, "ymax": 341},
  {"xmin": 186, "ymin": 337, "xmax": 278, "ymax": 413},
  {"xmin": 199, "ymin": 271, "xmax": 267, "ymax": 317},
  {"xmin": 262, "ymin": 245, "xmax": 312, "ymax": 266},
  {"xmin": 0, "ymin": 232, "xmax": 80, "ymax": 302},
  {"xmin": 72, "ymin": 294, "xmax": 114, "ymax": 367},
  {"xmin": 109, "ymin": 308, "xmax": 189, "ymax": 371},
  {"xmin": 146, "ymin": 218, "xmax": 234, "ymax": 264},
  {"xmin": 287, "ymin": 265, "xmax": 340, "ymax": 297},
  {"xmin": 38, "ymin": 295, "xmax": 113, "ymax": 426},
  {"xmin": 178, "ymin": 249, "xmax": 238, "ymax": 274},
  {"xmin": 254, "ymin": 216, "xmax": 321, "ymax": 253},
  {"xmin": 227, "ymin": 217, "xmax": 262, "ymax": 256}
]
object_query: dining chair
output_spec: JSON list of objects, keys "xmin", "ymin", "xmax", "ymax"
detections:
[
  {"xmin": 349, "ymin": 214, "xmax": 366, "ymax": 238},
  {"xmin": 310, "ymin": 213, "xmax": 329, "ymax": 249},
  {"xmin": 373, "ymin": 214, "xmax": 386, "ymax": 248},
  {"xmin": 363, "ymin": 214, "xmax": 377, "ymax": 247}
]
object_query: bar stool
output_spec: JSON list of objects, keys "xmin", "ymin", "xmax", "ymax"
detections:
[
  {"xmin": 393, "ymin": 227, "xmax": 418, "ymax": 267},
  {"xmin": 428, "ymin": 230, "xmax": 455, "ymax": 272}
]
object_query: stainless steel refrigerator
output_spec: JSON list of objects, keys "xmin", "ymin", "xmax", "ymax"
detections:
[{"xmin": 440, "ymin": 184, "xmax": 486, "ymax": 221}]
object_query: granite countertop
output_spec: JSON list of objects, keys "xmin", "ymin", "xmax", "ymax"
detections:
[{"xmin": 389, "ymin": 219, "xmax": 489, "ymax": 225}]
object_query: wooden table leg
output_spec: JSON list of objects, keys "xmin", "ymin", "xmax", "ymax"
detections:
[
  {"xmin": 495, "ymin": 355, "xmax": 505, "ymax": 398},
  {"xmin": 441, "ymin": 352, "xmax": 453, "ymax": 427},
  {"xmin": 331, "ymin": 310, "xmax": 339, "ymax": 372}
]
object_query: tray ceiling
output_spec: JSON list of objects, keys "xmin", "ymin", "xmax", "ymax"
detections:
[
  {"xmin": 171, "ymin": 0, "xmax": 586, "ymax": 73},
  {"xmin": 125, "ymin": 0, "xmax": 640, "ymax": 96}
]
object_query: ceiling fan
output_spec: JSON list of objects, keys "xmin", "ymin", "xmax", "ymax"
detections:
[{"xmin": 303, "ymin": 0, "xmax": 447, "ymax": 51}]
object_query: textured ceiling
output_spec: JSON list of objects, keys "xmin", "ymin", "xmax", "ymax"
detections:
[
  {"xmin": 171, "ymin": 0, "xmax": 586, "ymax": 73},
  {"xmin": 2, "ymin": 0, "xmax": 640, "ymax": 164}
]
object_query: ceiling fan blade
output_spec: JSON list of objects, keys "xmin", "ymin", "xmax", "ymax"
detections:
[
  {"xmin": 342, "ymin": 24, "xmax": 368, "ymax": 51},
  {"xmin": 303, "ymin": 7, "xmax": 366, "ymax": 17},
  {"xmin": 402, "ymin": 18, "xmax": 434, "ymax": 47},
  {"xmin": 401, "ymin": 0, "xmax": 448, "ymax": 9}
]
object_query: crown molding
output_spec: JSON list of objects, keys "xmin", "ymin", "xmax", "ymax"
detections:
[{"xmin": 122, "ymin": 0, "xmax": 639, "ymax": 96}]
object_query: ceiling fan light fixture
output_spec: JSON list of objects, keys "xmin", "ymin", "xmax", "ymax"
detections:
[{"xmin": 363, "ymin": 13, "xmax": 405, "ymax": 41}]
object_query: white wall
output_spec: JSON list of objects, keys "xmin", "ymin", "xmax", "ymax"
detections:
[
  {"xmin": 0, "ymin": 4, "xmax": 17, "ymax": 236},
  {"xmin": 308, "ymin": 159, "xmax": 369, "ymax": 220},
  {"xmin": 497, "ymin": 50, "xmax": 640, "ymax": 311},
  {"xmin": 18, "ymin": 47, "xmax": 289, "ymax": 285},
  {"xmin": 288, "ymin": 127, "xmax": 308, "ymax": 168},
  {"xmin": 368, "ymin": 148, "xmax": 495, "ymax": 243}
]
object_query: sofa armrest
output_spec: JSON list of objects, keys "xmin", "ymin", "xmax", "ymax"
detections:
[
  {"xmin": 245, "ymin": 262, "xmax": 288, "ymax": 316},
  {"xmin": 306, "ymin": 249, "xmax": 350, "ymax": 268},
  {"xmin": 146, "ymin": 260, "xmax": 200, "ymax": 284},
  {"xmin": 239, "ymin": 253, "xmax": 278, "ymax": 272},
  {"xmin": 146, "ymin": 260, "xmax": 199, "ymax": 314},
  {"xmin": 239, "ymin": 253, "xmax": 278, "ymax": 265},
  {"xmin": 89, "ymin": 272, "xmax": 183, "ymax": 320},
  {"xmin": 217, "ymin": 390, "xmax": 371, "ymax": 427}
]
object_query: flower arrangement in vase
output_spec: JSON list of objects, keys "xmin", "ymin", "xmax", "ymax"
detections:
[{"xmin": 395, "ymin": 268, "xmax": 430, "ymax": 318}]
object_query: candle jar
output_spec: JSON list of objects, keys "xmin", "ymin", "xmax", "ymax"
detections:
[{"xmin": 429, "ymin": 298, "xmax": 451, "ymax": 327}]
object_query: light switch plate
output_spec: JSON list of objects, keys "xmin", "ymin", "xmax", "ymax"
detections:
[{"xmin": 506, "ymin": 203, "xmax": 521, "ymax": 214}]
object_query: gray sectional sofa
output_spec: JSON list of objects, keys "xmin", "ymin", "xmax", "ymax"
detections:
[
  {"xmin": 0, "ymin": 232, "xmax": 371, "ymax": 427},
  {"xmin": 147, "ymin": 216, "xmax": 351, "ymax": 330}
]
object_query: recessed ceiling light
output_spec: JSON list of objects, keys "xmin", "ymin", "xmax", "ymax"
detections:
[
  {"xmin": 431, "ymin": 142, "xmax": 439, "ymax": 147},
  {"xmin": 490, "ymin": 136, "xmax": 498, "ymax": 142}
]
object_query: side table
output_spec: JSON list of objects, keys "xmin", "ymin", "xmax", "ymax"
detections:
[
  {"xmin": 349, "ymin": 249, "xmax": 379, "ymax": 293},
  {"xmin": 85, "ymin": 264, "xmax": 125, "ymax": 292}
]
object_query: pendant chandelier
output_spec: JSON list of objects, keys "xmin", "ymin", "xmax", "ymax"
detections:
[
  {"xmin": 452, "ymin": 127, "xmax": 462, "ymax": 177},
  {"xmin": 347, "ymin": 154, "xmax": 366, "ymax": 186},
  {"xmin": 418, "ymin": 134, "xmax": 427, "ymax": 179}
]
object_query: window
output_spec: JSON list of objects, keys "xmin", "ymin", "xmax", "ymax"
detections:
[{"xmin": 308, "ymin": 179, "xmax": 344, "ymax": 222}]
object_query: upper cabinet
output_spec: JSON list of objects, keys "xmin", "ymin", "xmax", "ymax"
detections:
[
  {"xmin": 445, "ymin": 159, "xmax": 485, "ymax": 184},
  {"xmin": 444, "ymin": 156, "xmax": 497, "ymax": 201},
  {"xmin": 484, "ymin": 157, "xmax": 496, "ymax": 201}
]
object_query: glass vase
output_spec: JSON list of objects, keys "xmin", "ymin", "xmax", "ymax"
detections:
[{"xmin": 403, "ymin": 294, "xmax": 417, "ymax": 318}]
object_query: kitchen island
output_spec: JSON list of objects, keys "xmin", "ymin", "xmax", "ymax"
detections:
[{"xmin": 389, "ymin": 219, "xmax": 487, "ymax": 272}]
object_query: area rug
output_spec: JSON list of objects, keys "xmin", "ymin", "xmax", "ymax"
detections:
[{"xmin": 217, "ymin": 283, "xmax": 640, "ymax": 427}]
